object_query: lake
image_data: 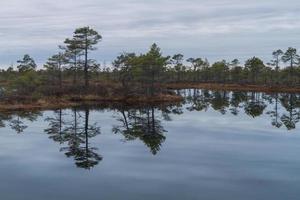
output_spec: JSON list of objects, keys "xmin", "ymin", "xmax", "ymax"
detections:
[{"xmin": 0, "ymin": 89, "xmax": 300, "ymax": 200}]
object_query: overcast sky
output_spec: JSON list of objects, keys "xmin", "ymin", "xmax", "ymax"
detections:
[{"xmin": 0, "ymin": 0, "xmax": 300, "ymax": 67}]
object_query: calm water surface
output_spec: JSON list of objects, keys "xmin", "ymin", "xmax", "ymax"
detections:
[{"xmin": 0, "ymin": 89, "xmax": 300, "ymax": 200}]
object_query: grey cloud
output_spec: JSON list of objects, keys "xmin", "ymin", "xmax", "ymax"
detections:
[{"xmin": 0, "ymin": 0, "xmax": 299, "ymax": 67}]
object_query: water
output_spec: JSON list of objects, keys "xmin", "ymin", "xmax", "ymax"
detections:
[{"xmin": 0, "ymin": 89, "xmax": 300, "ymax": 200}]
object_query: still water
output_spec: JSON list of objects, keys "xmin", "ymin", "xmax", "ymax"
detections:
[{"xmin": 0, "ymin": 89, "xmax": 300, "ymax": 200}]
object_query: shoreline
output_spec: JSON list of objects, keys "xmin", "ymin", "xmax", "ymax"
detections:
[
  {"xmin": 0, "ymin": 94, "xmax": 183, "ymax": 112},
  {"xmin": 1, "ymin": 83, "xmax": 300, "ymax": 112},
  {"xmin": 166, "ymin": 83, "xmax": 300, "ymax": 93}
]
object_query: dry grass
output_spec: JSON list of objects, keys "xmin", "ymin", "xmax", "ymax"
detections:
[
  {"xmin": 3, "ymin": 81, "xmax": 298, "ymax": 112},
  {"xmin": 0, "ymin": 94, "xmax": 183, "ymax": 111}
]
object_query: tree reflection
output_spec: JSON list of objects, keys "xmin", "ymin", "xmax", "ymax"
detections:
[
  {"xmin": 244, "ymin": 92, "xmax": 267, "ymax": 118},
  {"xmin": 9, "ymin": 111, "xmax": 41, "ymax": 133},
  {"xmin": 230, "ymin": 92, "xmax": 247, "ymax": 115},
  {"xmin": 113, "ymin": 105, "xmax": 166, "ymax": 155},
  {"xmin": 62, "ymin": 108, "xmax": 102, "ymax": 169},
  {"xmin": 182, "ymin": 89, "xmax": 300, "ymax": 130},
  {"xmin": 45, "ymin": 107, "xmax": 102, "ymax": 169},
  {"xmin": 280, "ymin": 94, "xmax": 300, "ymax": 130},
  {"xmin": 186, "ymin": 89, "xmax": 211, "ymax": 112},
  {"xmin": 0, "ymin": 88, "xmax": 300, "ymax": 173},
  {"xmin": 267, "ymin": 93, "xmax": 283, "ymax": 128},
  {"xmin": 210, "ymin": 91, "xmax": 229, "ymax": 114},
  {"xmin": 45, "ymin": 109, "xmax": 66, "ymax": 143},
  {"xmin": 9, "ymin": 116, "xmax": 27, "ymax": 133},
  {"xmin": 0, "ymin": 112, "xmax": 12, "ymax": 128}
]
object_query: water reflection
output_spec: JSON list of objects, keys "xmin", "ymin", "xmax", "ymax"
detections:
[
  {"xmin": 4, "ymin": 111, "xmax": 42, "ymax": 133},
  {"xmin": 182, "ymin": 89, "xmax": 300, "ymax": 130},
  {"xmin": 1, "ymin": 89, "xmax": 300, "ymax": 169},
  {"xmin": 46, "ymin": 107, "xmax": 102, "ymax": 169},
  {"xmin": 113, "ymin": 105, "xmax": 166, "ymax": 155}
]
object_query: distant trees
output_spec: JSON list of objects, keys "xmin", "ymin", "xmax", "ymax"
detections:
[
  {"xmin": 186, "ymin": 57, "xmax": 209, "ymax": 82},
  {"xmin": 210, "ymin": 60, "xmax": 229, "ymax": 83},
  {"xmin": 112, "ymin": 52, "xmax": 136, "ymax": 92},
  {"xmin": 44, "ymin": 27, "xmax": 102, "ymax": 91},
  {"xmin": 17, "ymin": 54, "xmax": 37, "ymax": 73},
  {"xmin": 282, "ymin": 47, "xmax": 299, "ymax": 70},
  {"xmin": 63, "ymin": 37, "xmax": 83, "ymax": 84},
  {"xmin": 270, "ymin": 49, "xmax": 283, "ymax": 84},
  {"xmin": 2, "ymin": 28, "xmax": 300, "ymax": 103},
  {"xmin": 281, "ymin": 47, "xmax": 300, "ymax": 85},
  {"xmin": 161, "ymin": 48, "xmax": 300, "ymax": 86},
  {"xmin": 139, "ymin": 44, "xmax": 169, "ymax": 96},
  {"xmin": 229, "ymin": 59, "xmax": 243, "ymax": 83},
  {"xmin": 245, "ymin": 57, "xmax": 265, "ymax": 84},
  {"xmin": 113, "ymin": 43, "xmax": 169, "ymax": 96},
  {"xmin": 44, "ymin": 52, "xmax": 67, "ymax": 89},
  {"xmin": 120, "ymin": 44, "xmax": 300, "ymax": 89},
  {"xmin": 42, "ymin": 27, "xmax": 102, "ymax": 95},
  {"xmin": 171, "ymin": 54, "xmax": 184, "ymax": 82},
  {"xmin": 73, "ymin": 27, "xmax": 102, "ymax": 88},
  {"xmin": 12, "ymin": 55, "xmax": 41, "ymax": 96}
]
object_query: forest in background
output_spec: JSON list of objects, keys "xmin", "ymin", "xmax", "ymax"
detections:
[{"xmin": 0, "ymin": 27, "xmax": 300, "ymax": 106}]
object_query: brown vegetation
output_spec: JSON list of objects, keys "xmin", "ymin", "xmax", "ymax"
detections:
[
  {"xmin": 2, "ymin": 82, "xmax": 300, "ymax": 112},
  {"xmin": 0, "ymin": 94, "xmax": 183, "ymax": 112}
]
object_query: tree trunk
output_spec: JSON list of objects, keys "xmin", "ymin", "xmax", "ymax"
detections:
[
  {"xmin": 151, "ymin": 107, "xmax": 155, "ymax": 133},
  {"xmin": 73, "ymin": 55, "xmax": 77, "ymax": 85},
  {"xmin": 85, "ymin": 108, "xmax": 89, "ymax": 150},
  {"xmin": 59, "ymin": 62, "xmax": 62, "ymax": 90},
  {"xmin": 84, "ymin": 36, "xmax": 89, "ymax": 89}
]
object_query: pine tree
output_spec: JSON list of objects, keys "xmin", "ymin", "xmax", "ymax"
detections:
[{"xmin": 73, "ymin": 27, "xmax": 102, "ymax": 88}]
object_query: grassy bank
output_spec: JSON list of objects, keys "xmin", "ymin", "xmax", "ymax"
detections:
[
  {"xmin": 0, "ymin": 94, "xmax": 183, "ymax": 112},
  {"xmin": 2, "ymin": 82, "xmax": 300, "ymax": 112}
]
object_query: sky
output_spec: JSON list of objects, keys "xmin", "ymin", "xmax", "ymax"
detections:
[{"xmin": 0, "ymin": 0, "xmax": 300, "ymax": 68}]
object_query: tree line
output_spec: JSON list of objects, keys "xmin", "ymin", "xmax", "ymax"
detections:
[
  {"xmin": 0, "ymin": 26, "xmax": 300, "ymax": 102},
  {"xmin": 163, "ymin": 48, "xmax": 300, "ymax": 86}
]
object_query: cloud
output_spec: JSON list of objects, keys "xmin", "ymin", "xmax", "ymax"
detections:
[{"xmin": 0, "ymin": 0, "xmax": 299, "ymax": 67}]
